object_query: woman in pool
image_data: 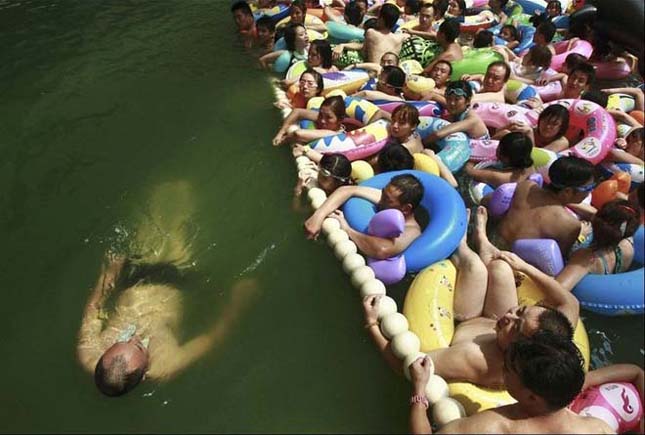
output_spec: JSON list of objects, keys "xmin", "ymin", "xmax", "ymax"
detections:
[
  {"xmin": 292, "ymin": 151, "xmax": 353, "ymax": 200},
  {"xmin": 281, "ymin": 39, "xmax": 338, "ymax": 88},
  {"xmin": 273, "ymin": 95, "xmax": 347, "ymax": 146},
  {"xmin": 494, "ymin": 104, "xmax": 570, "ymax": 152},
  {"xmin": 260, "ymin": 23, "xmax": 309, "ymax": 71},
  {"xmin": 277, "ymin": 68, "xmax": 324, "ymax": 110}
]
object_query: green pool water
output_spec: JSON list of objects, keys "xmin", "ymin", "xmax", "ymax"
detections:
[{"xmin": 0, "ymin": 1, "xmax": 642, "ymax": 432}]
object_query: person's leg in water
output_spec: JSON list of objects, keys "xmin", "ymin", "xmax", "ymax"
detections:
[
  {"xmin": 131, "ymin": 180, "xmax": 197, "ymax": 270},
  {"xmin": 451, "ymin": 208, "xmax": 489, "ymax": 321},
  {"xmin": 472, "ymin": 206, "xmax": 519, "ymax": 320}
]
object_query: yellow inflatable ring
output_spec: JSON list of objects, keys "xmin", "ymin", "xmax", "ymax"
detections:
[{"xmin": 403, "ymin": 260, "xmax": 590, "ymax": 416}]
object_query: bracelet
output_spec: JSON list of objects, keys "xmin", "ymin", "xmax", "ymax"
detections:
[
  {"xmin": 410, "ymin": 394, "xmax": 429, "ymax": 409},
  {"xmin": 302, "ymin": 145, "xmax": 310, "ymax": 156},
  {"xmin": 364, "ymin": 322, "xmax": 378, "ymax": 329}
]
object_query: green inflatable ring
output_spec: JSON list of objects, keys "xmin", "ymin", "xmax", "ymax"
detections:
[{"xmin": 450, "ymin": 48, "xmax": 504, "ymax": 81}]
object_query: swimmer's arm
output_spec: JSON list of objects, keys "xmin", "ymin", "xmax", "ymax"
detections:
[
  {"xmin": 258, "ymin": 50, "xmax": 286, "ymax": 70},
  {"xmin": 603, "ymin": 88, "xmax": 645, "ymax": 112},
  {"xmin": 438, "ymin": 411, "xmax": 504, "ymax": 434},
  {"xmin": 608, "ymin": 148, "xmax": 645, "ymax": 165},
  {"xmin": 564, "ymin": 203, "xmax": 597, "ymax": 220},
  {"xmin": 421, "ymin": 90, "xmax": 447, "ymax": 106},
  {"xmin": 402, "ymin": 28, "xmax": 437, "ymax": 40},
  {"xmin": 608, "ymin": 109, "xmax": 643, "ymax": 128},
  {"xmin": 423, "ymin": 115, "xmax": 481, "ymax": 144},
  {"xmin": 344, "ymin": 222, "xmax": 420, "ymax": 259},
  {"xmin": 471, "ymin": 90, "xmax": 505, "ymax": 104},
  {"xmin": 423, "ymin": 149, "xmax": 458, "ymax": 187},
  {"xmin": 368, "ymin": 108, "xmax": 392, "ymax": 123},
  {"xmin": 365, "ymin": 324, "xmax": 404, "ymax": 375},
  {"xmin": 151, "ymin": 278, "xmax": 259, "ymax": 379},
  {"xmin": 499, "ymin": 251, "xmax": 580, "ymax": 326},
  {"xmin": 354, "ymin": 90, "xmax": 404, "ymax": 102},
  {"xmin": 274, "ymin": 108, "xmax": 318, "ymax": 146},
  {"xmin": 323, "ymin": 6, "xmax": 343, "ymax": 23},
  {"xmin": 346, "ymin": 62, "xmax": 381, "ymax": 74},
  {"xmin": 333, "ymin": 41, "xmax": 364, "ymax": 56},
  {"xmin": 543, "ymin": 136, "xmax": 570, "ymax": 153},
  {"xmin": 583, "ymin": 364, "xmax": 644, "ymax": 402},
  {"xmin": 423, "ymin": 50, "xmax": 460, "ymax": 76},
  {"xmin": 291, "ymin": 128, "xmax": 341, "ymax": 143},
  {"xmin": 555, "ymin": 248, "xmax": 595, "ymax": 292},
  {"xmin": 464, "ymin": 162, "xmax": 516, "ymax": 187},
  {"xmin": 505, "ymin": 40, "xmax": 519, "ymax": 50}
]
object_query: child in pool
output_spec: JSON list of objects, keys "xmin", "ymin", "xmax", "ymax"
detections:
[
  {"xmin": 273, "ymin": 95, "xmax": 347, "ymax": 146},
  {"xmin": 494, "ymin": 45, "xmax": 553, "ymax": 85},
  {"xmin": 423, "ymin": 80, "xmax": 490, "ymax": 146},
  {"xmin": 498, "ymin": 24, "xmax": 520, "ymax": 51},
  {"xmin": 494, "ymin": 104, "xmax": 570, "ymax": 152},
  {"xmin": 532, "ymin": 20, "xmax": 557, "ymax": 56},
  {"xmin": 353, "ymin": 65, "xmax": 406, "ymax": 101},
  {"xmin": 487, "ymin": 0, "xmax": 510, "ymax": 25},
  {"xmin": 465, "ymin": 132, "xmax": 536, "ymax": 187},
  {"xmin": 291, "ymin": 151, "xmax": 353, "ymax": 197},
  {"xmin": 472, "ymin": 30, "xmax": 494, "ymax": 49},
  {"xmin": 524, "ymin": 63, "xmax": 595, "ymax": 111},
  {"xmin": 535, "ymin": 52, "xmax": 587, "ymax": 87}
]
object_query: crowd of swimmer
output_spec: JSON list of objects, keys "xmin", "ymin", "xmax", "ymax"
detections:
[
  {"xmin": 234, "ymin": 0, "xmax": 644, "ymax": 433},
  {"xmin": 231, "ymin": 0, "xmax": 645, "ymax": 433}
]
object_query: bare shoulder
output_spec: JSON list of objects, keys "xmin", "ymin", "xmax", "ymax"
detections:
[{"xmin": 440, "ymin": 408, "xmax": 508, "ymax": 434}]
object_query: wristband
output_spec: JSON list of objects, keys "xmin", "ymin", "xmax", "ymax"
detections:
[
  {"xmin": 364, "ymin": 322, "xmax": 378, "ymax": 329},
  {"xmin": 410, "ymin": 394, "xmax": 429, "ymax": 409}
]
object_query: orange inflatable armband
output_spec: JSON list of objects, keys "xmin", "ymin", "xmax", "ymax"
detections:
[
  {"xmin": 609, "ymin": 171, "xmax": 631, "ymax": 194},
  {"xmin": 591, "ymin": 180, "xmax": 619, "ymax": 208}
]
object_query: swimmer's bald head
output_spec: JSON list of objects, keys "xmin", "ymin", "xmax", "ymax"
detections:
[{"xmin": 95, "ymin": 338, "xmax": 148, "ymax": 396}]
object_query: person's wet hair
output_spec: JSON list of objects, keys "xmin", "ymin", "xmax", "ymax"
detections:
[
  {"xmin": 536, "ymin": 21, "xmax": 557, "ymax": 43},
  {"xmin": 231, "ymin": 1, "xmax": 253, "ymax": 16},
  {"xmin": 569, "ymin": 62, "xmax": 595, "ymax": 87},
  {"xmin": 473, "ymin": 30, "xmax": 494, "ymax": 48},
  {"xmin": 592, "ymin": 199, "xmax": 641, "ymax": 250},
  {"xmin": 450, "ymin": 0, "xmax": 466, "ymax": 15},
  {"xmin": 388, "ymin": 174, "xmax": 424, "ymax": 209},
  {"xmin": 382, "ymin": 65, "xmax": 407, "ymax": 91},
  {"xmin": 527, "ymin": 45, "xmax": 552, "ymax": 69},
  {"xmin": 310, "ymin": 39, "xmax": 333, "ymax": 68},
  {"xmin": 363, "ymin": 17, "xmax": 378, "ymax": 30},
  {"xmin": 538, "ymin": 104, "xmax": 570, "ymax": 139},
  {"xmin": 564, "ymin": 53, "xmax": 587, "ymax": 72},
  {"xmin": 344, "ymin": 1, "xmax": 364, "ymax": 26},
  {"xmin": 580, "ymin": 90, "xmax": 609, "ymax": 108},
  {"xmin": 256, "ymin": 16, "xmax": 276, "ymax": 36},
  {"xmin": 432, "ymin": 0, "xmax": 449, "ymax": 18},
  {"xmin": 320, "ymin": 95, "xmax": 346, "ymax": 120},
  {"xmin": 284, "ymin": 23, "xmax": 306, "ymax": 52},
  {"xmin": 319, "ymin": 153, "xmax": 352, "ymax": 187},
  {"xmin": 290, "ymin": 0, "xmax": 307, "ymax": 17},
  {"xmin": 95, "ymin": 354, "xmax": 145, "ymax": 397},
  {"xmin": 535, "ymin": 305, "xmax": 575, "ymax": 340},
  {"xmin": 378, "ymin": 143, "xmax": 415, "ymax": 172},
  {"xmin": 548, "ymin": 156, "xmax": 595, "ymax": 192},
  {"xmin": 433, "ymin": 59, "xmax": 453, "ymax": 76},
  {"xmin": 546, "ymin": 0, "xmax": 562, "ymax": 15},
  {"xmin": 506, "ymin": 330, "xmax": 585, "ymax": 411},
  {"xmin": 406, "ymin": 0, "xmax": 421, "ymax": 15},
  {"xmin": 501, "ymin": 24, "xmax": 519, "ymax": 41},
  {"xmin": 380, "ymin": 3, "xmax": 401, "ymax": 29},
  {"xmin": 392, "ymin": 103, "xmax": 420, "ymax": 127},
  {"xmin": 445, "ymin": 79, "xmax": 474, "ymax": 100},
  {"xmin": 498, "ymin": 132, "xmax": 533, "ymax": 168},
  {"xmin": 438, "ymin": 18, "xmax": 461, "ymax": 42}
]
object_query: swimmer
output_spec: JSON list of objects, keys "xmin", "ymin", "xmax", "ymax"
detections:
[
  {"xmin": 461, "ymin": 61, "xmax": 511, "ymax": 104},
  {"xmin": 272, "ymin": 95, "xmax": 347, "ymax": 146},
  {"xmin": 421, "ymin": 18, "xmax": 464, "ymax": 76},
  {"xmin": 606, "ymin": 126, "xmax": 644, "ymax": 165},
  {"xmin": 498, "ymin": 24, "xmax": 520, "ymax": 51},
  {"xmin": 494, "ymin": 104, "xmax": 570, "ymax": 152}
]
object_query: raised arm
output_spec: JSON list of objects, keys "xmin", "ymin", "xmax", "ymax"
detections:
[
  {"xmin": 555, "ymin": 248, "xmax": 595, "ymax": 292},
  {"xmin": 583, "ymin": 364, "xmax": 644, "ymax": 401},
  {"xmin": 497, "ymin": 251, "xmax": 580, "ymax": 327},
  {"xmin": 273, "ymin": 108, "xmax": 318, "ymax": 146},
  {"xmin": 464, "ymin": 161, "xmax": 519, "ymax": 187},
  {"xmin": 603, "ymin": 88, "xmax": 644, "ymax": 112},
  {"xmin": 409, "ymin": 356, "xmax": 434, "ymax": 434}
]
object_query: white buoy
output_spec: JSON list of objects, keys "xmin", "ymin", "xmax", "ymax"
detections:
[
  {"xmin": 391, "ymin": 330, "xmax": 421, "ymax": 359},
  {"xmin": 334, "ymin": 239, "xmax": 357, "ymax": 259},
  {"xmin": 402, "ymin": 352, "xmax": 433, "ymax": 381},
  {"xmin": 351, "ymin": 265, "xmax": 375, "ymax": 288},
  {"xmin": 322, "ymin": 218, "xmax": 341, "ymax": 235},
  {"xmin": 425, "ymin": 374, "xmax": 449, "ymax": 405},
  {"xmin": 311, "ymin": 196, "xmax": 325, "ymax": 209},
  {"xmin": 432, "ymin": 398, "xmax": 466, "ymax": 427},
  {"xmin": 403, "ymin": 352, "xmax": 428, "ymax": 381},
  {"xmin": 307, "ymin": 187, "xmax": 326, "ymax": 203},
  {"xmin": 295, "ymin": 156, "xmax": 310, "ymax": 166},
  {"xmin": 327, "ymin": 229, "xmax": 349, "ymax": 247},
  {"xmin": 376, "ymin": 296, "xmax": 397, "ymax": 320},
  {"xmin": 286, "ymin": 124, "xmax": 299, "ymax": 134},
  {"xmin": 342, "ymin": 253, "xmax": 365, "ymax": 273},
  {"xmin": 380, "ymin": 312, "xmax": 409, "ymax": 339},
  {"xmin": 359, "ymin": 279, "xmax": 386, "ymax": 297}
]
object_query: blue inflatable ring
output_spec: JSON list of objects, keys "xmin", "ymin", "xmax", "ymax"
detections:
[
  {"xmin": 492, "ymin": 24, "xmax": 536, "ymax": 54},
  {"xmin": 343, "ymin": 170, "xmax": 467, "ymax": 272},
  {"xmin": 572, "ymin": 226, "xmax": 645, "ymax": 316},
  {"xmin": 416, "ymin": 117, "xmax": 471, "ymax": 173}
]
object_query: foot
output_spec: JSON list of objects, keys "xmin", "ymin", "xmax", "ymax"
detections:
[{"xmin": 473, "ymin": 206, "xmax": 499, "ymax": 265}]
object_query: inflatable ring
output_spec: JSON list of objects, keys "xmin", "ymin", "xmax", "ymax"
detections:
[
  {"xmin": 403, "ymin": 259, "xmax": 590, "ymax": 415},
  {"xmin": 600, "ymin": 162, "xmax": 645, "ymax": 188},
  {"xmin": 572, "ymin": 226, "xmax": 645, "ymax": 316},
  {"xmin": 416, "ymin": 117, "xmax": 472, "ymax": 172},
  {"xmin": 593, "ymin": 61, "xmax": 632, "ymax": 80},
  {"xmin": 515, "ymin": 0, "xmax": 572, "ymax": 15},
  {"xmin": 288, "ymin": 70, "xmax": 371, "ymax": 97},
  {"xmin": 343, "ymin": 170, "xmax": 467, "ymax": 272},
  {"xmin": 492, "ymin": 24, "xmax": 536, "ymax": 55},
  {"xmin": 399, "ymin": 36, "xmax": 442, "ymax": 68},
  {"xmin": 607, "ymin": 93, "xmax": 636, "ymax": 112},
  {"xmin": 468, "ymin": 160, "xmax": 498, "ymax": 205},
  {"xmin": 458, "ymin": 10, "xmax": 497, "ymax": 33},
  {"xmin": 302, "ymin": 92, "xmax": 381, "ymax": 129},
  {"xmin": 406, "ymin": 74, "xmax": 435, "ymax": 94},
  {"xmin": 550, "ymin": 39, "xmax": 593, "ymax": 72},
  {"xmin": 400, "ymin": 59, "xmax": 424, "ymax": 75},
  {"xmin": 308, "ymin": 119, "xmax": 390, "ymax": 161},
  {"xmin": 372, "ymin": 100, "xmax": 442, "ymax": 118},
  {"xmin": 533, "ymin": 69, "xmax": 563, "ymax": 102},
  {"xmin": 326, "ymin": 21, "xmax": 365, "ymax": 43},
  {"xmin": 276, "ymin": 13, "xmax": 326, "ymax": 31},
  {"xmin": 505, "ymin": 79, "xmax": 539, "ymax": 104},
  {"xmin": 252, "ymin": 4, "xmax": 290, "ymax": 22},
  {"xmin": 450, "ymin": 48, "xmax": 504, "ymax": 81}
]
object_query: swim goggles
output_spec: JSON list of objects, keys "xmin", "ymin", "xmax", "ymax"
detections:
[
  {"xmin": 550, "ymin": 180, "xmax": 596, "ymax": 193},
  {"xmin": 319, "ymin": 167, "xmax": 350, "ymax": 183},
  {"xmin": 445, "ymin": 87, "xmax": 469, "ymax": 98}
]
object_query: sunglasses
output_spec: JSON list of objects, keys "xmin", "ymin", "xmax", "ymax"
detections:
[{"xmin": 319, "ymin": 167, "xmax": 349, "ymax": 183}]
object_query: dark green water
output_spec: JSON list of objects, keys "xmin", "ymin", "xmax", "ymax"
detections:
[{"xmin": 0, "ymin": 1, "xmax": 641, "ymax": 433}]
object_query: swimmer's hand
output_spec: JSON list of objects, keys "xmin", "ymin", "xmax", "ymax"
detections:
[
  {"xmin": 535, "ymin": 76, "xmax": 551, "ymax": 86},
  {"xmin": 410, "ymin": 355, "xmax": 433, "ymax": 390},
  {"xmin": 522, "ymin": 97, "xmax": 543, "ymax": 111},
  {"xmin": 332, "ymin": 44, "xmax": 344, "ymax": 61},
  {"xmin": 496, "ymin": 250, "xmax": 530, "ymax": 273},
  {"xmin": 229, "ymin": 277, "xmax": 260, "ymax": 311},
  {"xmin": 101, "ymin": 252, "xmax": 126, "ymax": 292},
  {"xmin": 362, "ymin": 294, "xmax": 381, "ymax": 326},
  {"xmin": 273, "ymin": 130, "xmax": 287, "ymax": 146},
  {"xmin": 304, "ymin": 214, "xmax": 324, "ymax": 240},
  {"xmin": 615, "ymin": 137, "xmax": 628, "ymax": 149},
  {"xmin": 330, "ymin": 209, "xmax": 350, "ymax": 232},
  {"xmin": 508, "ymin": 121, "xmax": 531, "ymax": 134}
]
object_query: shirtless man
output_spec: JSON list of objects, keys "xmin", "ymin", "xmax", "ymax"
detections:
[
  {"xmin": 461, "ymin": 61, "xmax": 511, "ymax": 104},
  {"xmin": 417, "ymin": 60, "xmax": 452, "ymax": 104},
  {"xmin": 401, "ymin": 2, "xmax": 438, "ymax": 40},
  {"xmin": 421, "ymin": 19, "xmax": 464, "ymax": 75},
  {"xmin": 333, "ymin": 4, "xmax": 409, "ymax": 64},
  {"xmin": 498, "ymin": 156, "xmax": 596, "ymax": 256},
  {"xmin": 408, "ymin": 332, "xmax": 614, "ymax": 434},
  {"xmin": 77, "ymin": 181, "xmax": 259, "ymax": 396},
  {"xmin": 231, "ymin": 1, "xmax": 257, "ymax": 49},
  {"xmin": 363, "ymin": 206, "xmax": 580, "ymax": 389},
  {"xmin": 304, "ymin": 174, "xmax": 423, "ymax": 260}
]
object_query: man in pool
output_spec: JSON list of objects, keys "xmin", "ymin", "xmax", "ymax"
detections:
[
  {"xmin": 77, "ymin": 181, "xmax": 259, "ymax": 397},
  {"xmin": 230, "ymin": 1, "xmax": 257, "ymax": 49},
  {"xmin": 408, "ymin": 331, "xmax": 615, "ymax": 434},
  {"xmin": 497, "ymin": 156, "xmax": 597, "ymax": 256},
  {"xmin": 362, "ymin": 205, "xmax": 580, "ymax": 390},
  {"xmin": 304, "ymin": 174, "xmax": 423, "ymax": 260},
  {"xmin": 461, "ymin": 61, "xmax": 512, "ymax": 103}
]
